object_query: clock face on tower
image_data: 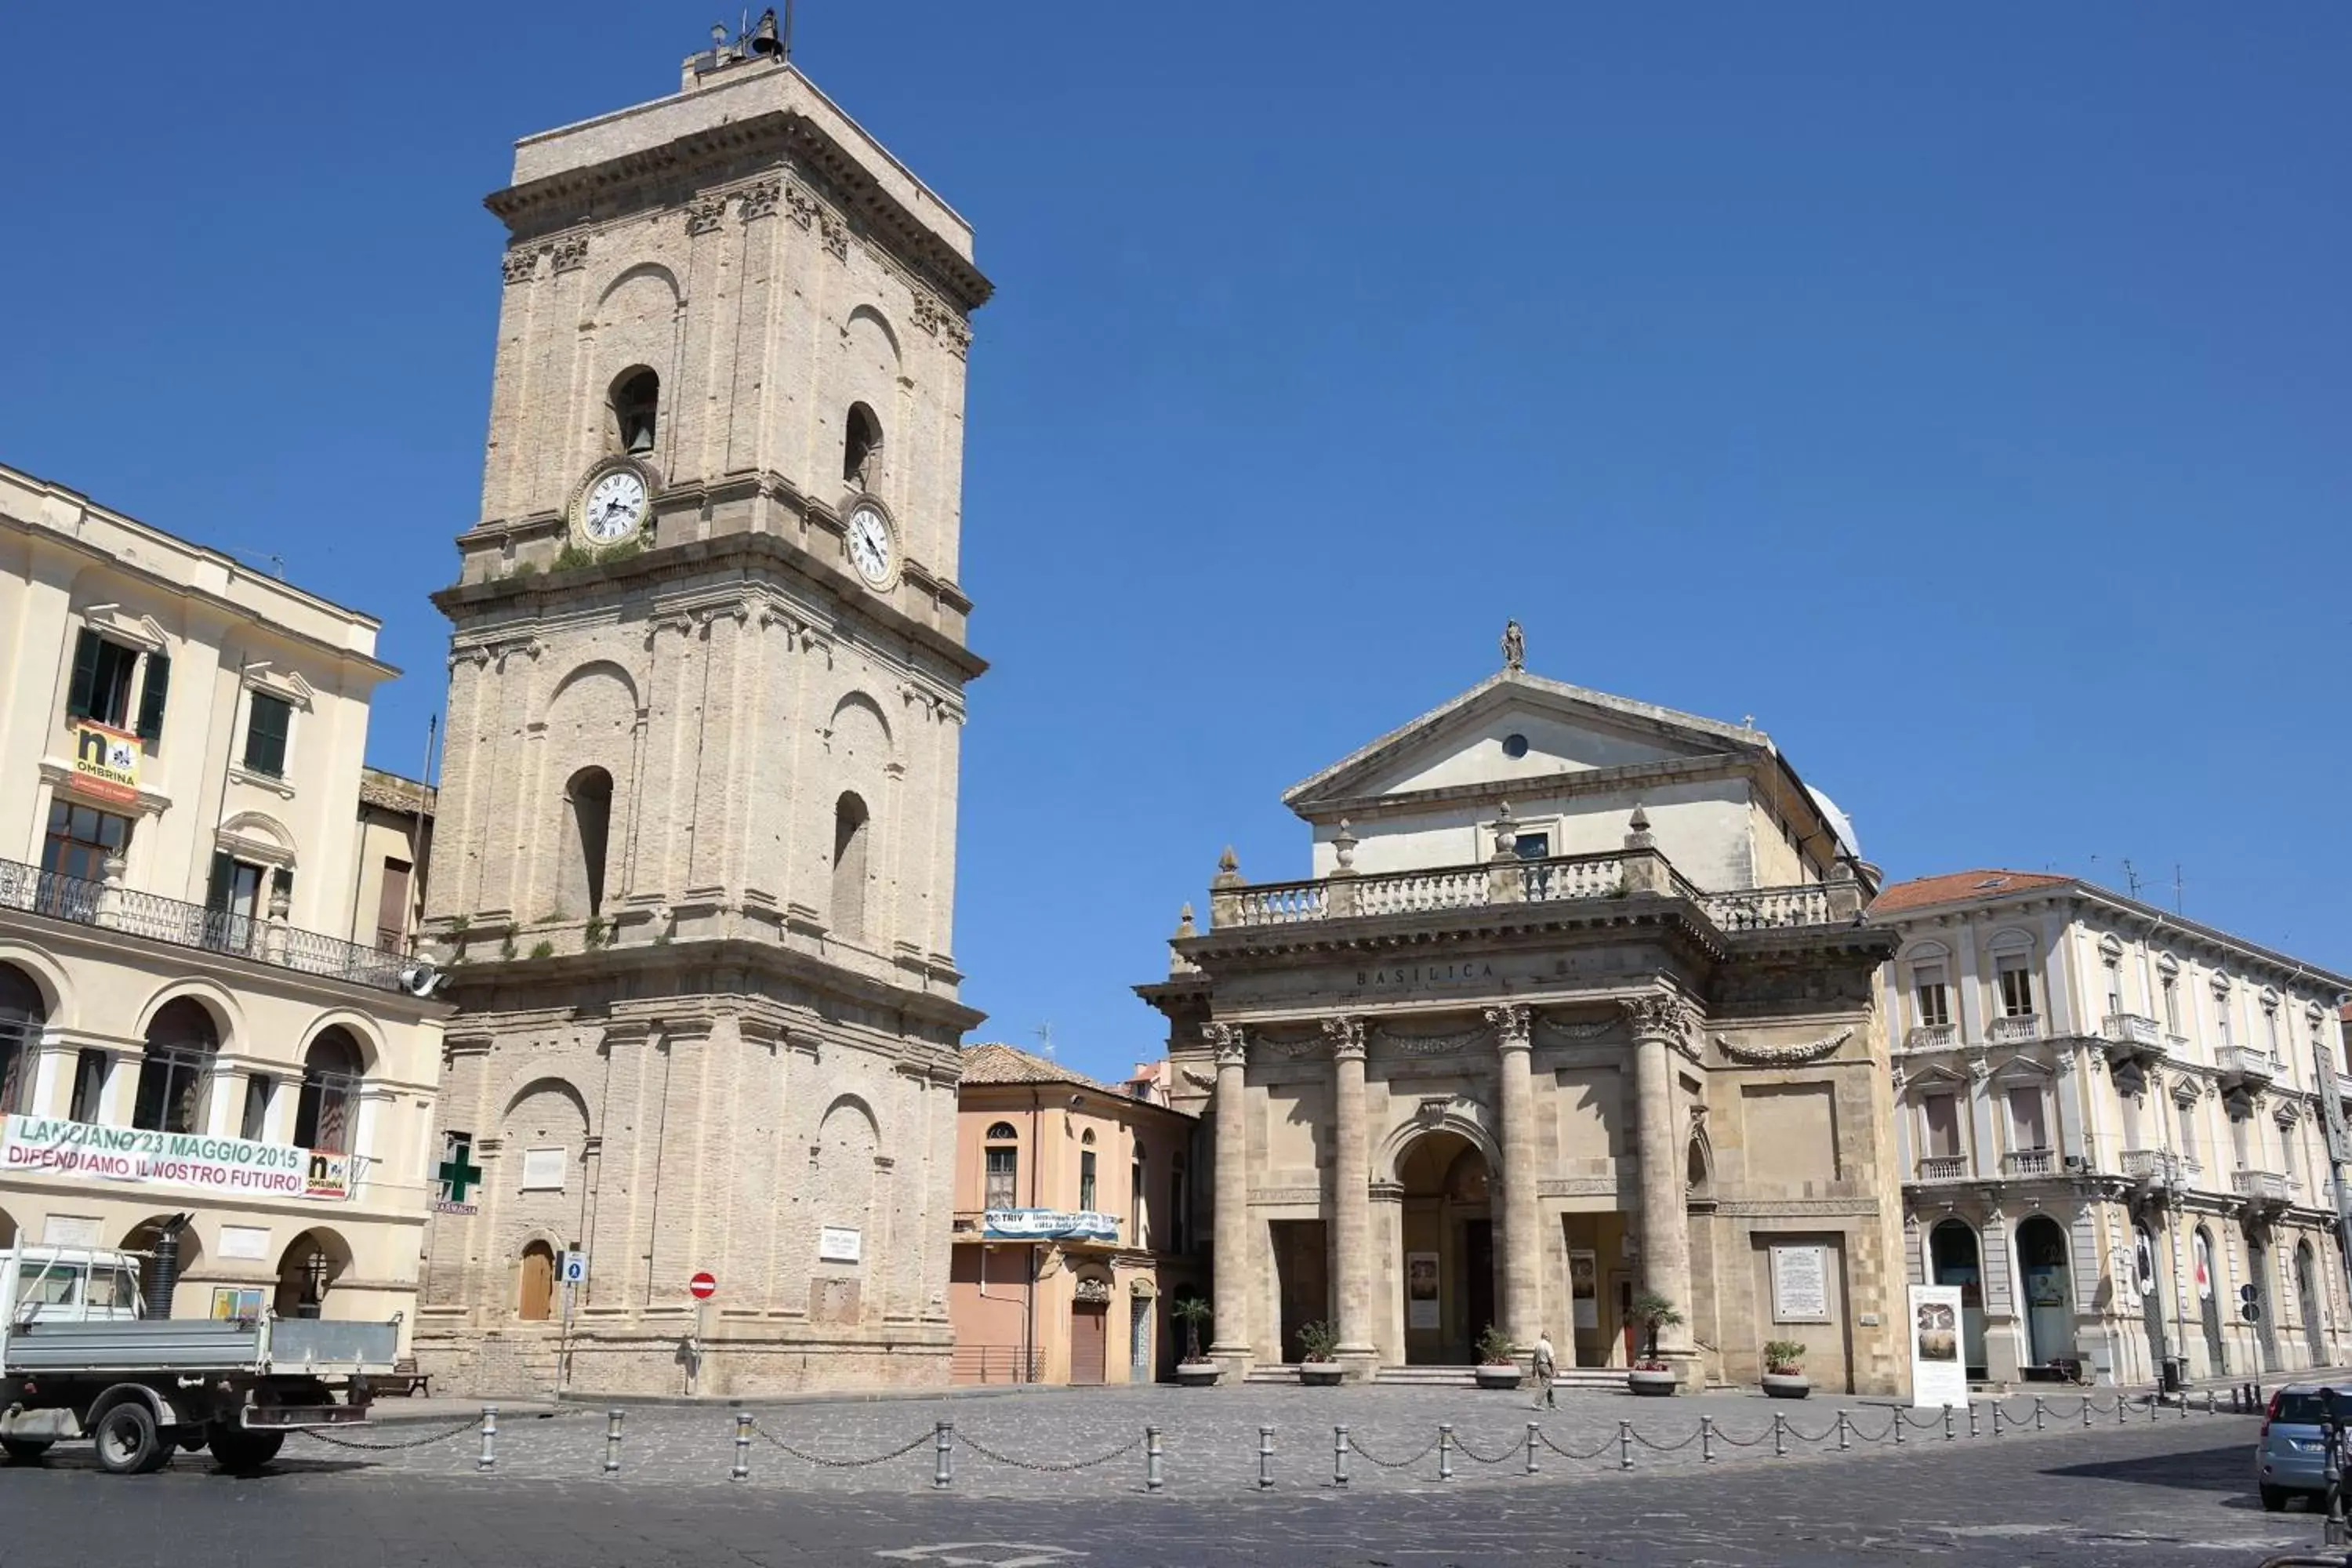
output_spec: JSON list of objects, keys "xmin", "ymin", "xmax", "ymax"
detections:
[
  {"xmin": 845, "ymin": 504, "xmax": 898, "ymax": 589},
  {"xmin": 573, "ymin": 460, "xmax": 652, "ymax": 546}
]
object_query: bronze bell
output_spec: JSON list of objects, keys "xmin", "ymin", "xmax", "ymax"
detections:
[{"xmin": 749, "ymin": 8, "xmax": 783, "ymax": 56}]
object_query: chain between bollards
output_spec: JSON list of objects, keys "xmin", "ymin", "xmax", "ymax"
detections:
[
  {"xmin": 1145, "ymin": 1425, "xmax": 1163, "ymax": 1493},
  {"xmin": 1258, "ymin": 1425, "xmax": 1275, "ymax": 1490},
  {"xmin": 605, "ymin": 1409, "xmax": 626, "ymax": 1475},
  {"xmin": 1334, "ymin": 1424, "xmax": 1350, "ymax": 1488},
  {"xmin": 1700, "ymin": 1415, "xmax": 1715, "ymax": 1463},
  {"xmin": 933, "ymin": 1421, "xmax": 953, "ymax": 1490},
  {"xmin": 1439, "ymin": 1423, "xmax": 1454, "ymax": 1482},
  {"xmin": 730, "ymin": 1412, "xmax": 750, "ymax": 1481},
  {"xmin": 1618, "ymin": 1417, "xmax": 1634, "ymax": 1472},
  {"xmin": 477, "ymin": 1404, "xmax": 497, "ymax": 1472}
]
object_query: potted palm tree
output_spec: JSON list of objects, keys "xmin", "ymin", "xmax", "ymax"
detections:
[
  {"xmin": 1762, "ymin": 1339, "xmax": 1810, "ymax": 1399},
  {"xmin": 1626, "ymin": 1290, "xmax": 1682, "ymax": 1396},
  {"xmin": 1171, "ymin": 1294, "xmax": 1220, "ymax": 1386},
  {"xmin": 1475, "ymin": 1324, "xmax": 1523, "ymax": 1390},
  {"xmin": 1296, "ymin": 1319, "xmax": 1344, "ymax": 1385}
]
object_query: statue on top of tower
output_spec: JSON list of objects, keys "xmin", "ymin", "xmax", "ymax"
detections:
[{"xmin": 1501, "ymin": 619, "xmax": 1525, "ymax": 672}]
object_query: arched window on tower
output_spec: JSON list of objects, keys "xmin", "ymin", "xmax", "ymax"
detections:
[
  {"xmin": 608, "ymin": 368, "xmax": 660, "ymax": 456},
  {"xmin": 832, "ymin": 791, "xmax": 870, "ymax": 944},
  {"xmin": 843, "ymin": 403, "xmax": 884, "ymax": 488},
  {"xmin": 295, "ymin": 1028, "xmax": 364, "ymax": 1156},
  {"xmin": 563, "ymin": 767, "xmax": 615, "ymax": 919},
  {"xmin": 984, "ymin": 1121, "xmax": 1018, "ymax": 1209}
]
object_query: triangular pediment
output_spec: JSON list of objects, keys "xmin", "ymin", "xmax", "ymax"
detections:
[{"xmin": 1284, "ymin": 670, "xmax": 1769, "ymax": 815}]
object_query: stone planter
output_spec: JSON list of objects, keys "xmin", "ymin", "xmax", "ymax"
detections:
[
  {"xmin": 1475, "ymin": 1364, "xmax": 1525, "ymax": 1391},
  {"xmin": 1762, "ymin": 1373, "xmax": 1811, "ymax": 1400},
  {"xmin": 1627, "ymin": 1367, "xmax": 1679, "ymax": 1397},
  {"xmin": 1174, "ymin": 1361, "xmax": 1221, "ymax": 1388},
  {"xmin": 1298, "ymin": 1361, "xmax": 1345, "ymax": 1386}
]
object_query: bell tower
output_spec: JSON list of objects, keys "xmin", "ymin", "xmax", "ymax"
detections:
[{"xmin": 415, "ymin": 32, "xmax": 989, "ymax": 1396}]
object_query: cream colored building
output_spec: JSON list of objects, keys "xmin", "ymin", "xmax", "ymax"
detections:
[
  {"xmin": 412, "ymin": 35, "xmax": 988, "ymax": 1396},
  {"xmin": 0, "ymin": 463, "xmax": 449, "ymax": 1330},
  {"xmin": 349, "ymin": 768, "xmax": 434, "ymax": 960},
  {"xmin": 1874, "ymin": 870, "xmax": 2352, "ymax": 1386},
  {"xmin": 1140, "ymin": 649, "xmax": 1910, "ymax": 1393},
  {"xmin": 946, "ymin": 1044, "xmax": 1201, "ymax": 1385}
]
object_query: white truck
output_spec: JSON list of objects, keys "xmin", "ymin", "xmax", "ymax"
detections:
[{"xmin": 0, "ymin": 1246, "xmax": 397, "ymax": 1474}]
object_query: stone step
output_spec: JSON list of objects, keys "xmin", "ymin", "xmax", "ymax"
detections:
[{"xmin": 1240, "ymin": 1364, "xmax": 1634, "ymax": 1389}]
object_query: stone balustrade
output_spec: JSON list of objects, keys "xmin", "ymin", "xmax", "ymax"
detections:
[
  {"xmin": 2002, "ymin": 1149, "xmax": 2056, "ymax": 1178},
  {"xmin": 1701, "ymin": 884, "xmax": 1833, "ymax": 931},
  {"xmin": 1986, "ymin": 1014, "xmax": 2042, "ymax": 1044},
  {"xmin": 2232, "ymin": 1168, "xmax": 2289, "ymax": 1203},
  {"xmin": 1905, "ymin": 1023, "xmax": 1957, "ymax": 1051},
  {"xmin": 2215, "ymin": 1045, "xmax": 2278, "ymax": 1083},
  {"xmin": 2102, "ymin": 1013, "xmax": 2162, "ymax": 1048},
  {"xmin": 1915, "ymin": 1154, "xmax": 1970, "ymax": 1181},
  {"xmin": 1353, "ymin": 865, "xmax": 1491, "ymax": 918}
]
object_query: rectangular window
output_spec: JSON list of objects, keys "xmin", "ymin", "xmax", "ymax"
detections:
[
  {"xmin": 242, "ymin": 692, "xmax": 292, "ymax": 779},
  {"xmin": 2161, "ymin": 975, "xmax": 2180, "ymax": 1033},
  {"xmin": 2176, "ymin": 1102, "xmax": 2198, "ymax": 1163},
  {"xmin": 375, "ymin": 858, "xmax": 413, "ymax": 953},
  {"xmin": 1996, "ymin": 956, "xmax": 2035, "ymax": 1018},
  {"xmin": 1131, "ymin": 1160, "xmax": 1145, "ymax": 1248},
  {"xmin": 1914, "ymin": 964, "xmax": 1950, "ymax": 1029},
  {"xmin": 241, "ymin": 1073, "xmax": 272, "ymax": 1142},
  {"xmin": 2266, "ymin": 1008, "xmax": 2282, "ymax": 1058},
  {"xmin": 132, "ymin": 1051, "xmax": 208, "ymax": 1135},
  {"xmin": 2281, "ymin": 1127, "xmax": 2299, "ymax": 1180},
  {"xmin": 984, "ymin": 1146, "xmax": 1018, "ymax": 1210},
  {"xmin": 2007, "ymin": 1086, "xmax": 2049, "ymax": 1151},
  {"xmin": 1513, "ymin": 832, "xmax": 1551, "ymax": 861},
  {"xmin": 520, "ymin": 1147, "xmax": 567, "ymax": 1192},
  {"xmin": 66, "ymin": 630, "xmax": 141, "ymax": 728},
  {"xmin": 1079, "ymin": 1149, "xmax": 1098, "ymax": 1212},
  {"xmin": 70, "ymin": 1050, "xmax": 109, "ymax": 1123},
  {"xmin": 205, "ymin": 854, "xmax": 266, "ymax": 953},
  {"xmin": 0, "ymin": 1018, "xmax": 31, "ymax": 1118},
  {"xmin": 42, "ymin": 800, "xmax": 132, "ymax": 884},
  {"xmin": 1923, "ymin": 1092, "xmax": 1961, "ymax": 1159},
  {"xmin": 2104, "ymin": 961, "xmax": 2123, "ymax": 1018},
  {"xmin": 2216, "ymin": 998, "xmax": 2233, "ymax": 1051}
]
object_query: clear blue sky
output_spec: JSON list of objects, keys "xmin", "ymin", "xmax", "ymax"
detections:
[{"xmin": 5, "ymin": 5, "xmax": 2347, "ymax": 1083}]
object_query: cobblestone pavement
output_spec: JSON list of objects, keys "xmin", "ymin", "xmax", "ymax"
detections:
[
  {"xmin": 322, "ymin": 1383, "xmax": 2238, "ymax": 1498},
  {"xmin": 0, "ymin": 1410, "xmax": 2325, "ymax": 1566}
]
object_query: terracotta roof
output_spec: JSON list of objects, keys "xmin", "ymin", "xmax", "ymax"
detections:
[
  {"xmin": 1869, "ymin": 869, "xmax": 2072, "ymax": 917},
  {"xmin": 358, "ymin": 767, "xmax": 437, "ymax": 817},
  {"xmin": 957, "ymin": 1042, "xmax": 1115, "ymax": 1093}
]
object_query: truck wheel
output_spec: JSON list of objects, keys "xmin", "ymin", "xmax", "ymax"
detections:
[
  {"xmin": 93, "ymin": 1403, "xmax": 165, "ymax": 1475},
  {"xmin": 208, "ymin": 1427, "xmax": 285, "ymax": 1471},
  {"xmin": 0, "ymin": 1439, "xmax": 52, "ymax": 1465}
]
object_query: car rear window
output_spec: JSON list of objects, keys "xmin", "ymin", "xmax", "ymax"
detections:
[{"xmin": 2277, "ymin": 1391, "xmax": 2352, "ymax": 1424}]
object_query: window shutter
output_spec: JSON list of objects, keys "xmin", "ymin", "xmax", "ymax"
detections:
[
  {"xmin": 244, "ymin": 693, "xmax": 291, "ymax": 776},
  {"xmin": 205, "ymin": 851, "xmax": 235, "ymax": 913},
  {"xmin": 66, "ymin": 629, "xmax": 101, "ymax": 720},
  {"xmin": 134, "ymin": 650, "xmax": 171, "ymax": 744}
]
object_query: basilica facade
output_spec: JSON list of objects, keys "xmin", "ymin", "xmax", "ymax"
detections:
[
  {"xmin": 1142, "ymin": 657, "xmax": 1909, "ymax": 1392},
  {"xmin": 412, "ymin": 40, "xmax": 987, "ymax": 1395}
]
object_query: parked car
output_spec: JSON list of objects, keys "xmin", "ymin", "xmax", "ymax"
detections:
[{"xmin": 2257, "ymin": 1383, "xmax": 2352, "ymax": 1511}]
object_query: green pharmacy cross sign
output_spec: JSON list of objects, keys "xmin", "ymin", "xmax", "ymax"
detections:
[{"xmin": 436, "ymin": 1134, "xmax": 485, "ymax": 1213}]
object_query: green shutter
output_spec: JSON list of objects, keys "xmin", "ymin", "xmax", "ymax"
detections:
[
  {"xmin": 134, "ymin": 651, "xmax": 171, "ymax": 744},
  {"xmin": 205, "ymin": 852, "xmax": 236, "ymax": 913},
  {"xmin": 65, "ymin": 630, "xmax": 100, "ymax": 720},
  {"xmin": 243, "ymin": 694, "xmax": 291, "ymax": 777}
]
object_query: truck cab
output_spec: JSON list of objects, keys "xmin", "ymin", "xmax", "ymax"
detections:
[{"xmin": 5, "ymin": 1247, "xmax": 146, "ymax": 1328}]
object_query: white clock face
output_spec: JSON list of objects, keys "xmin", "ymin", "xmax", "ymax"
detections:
[
  {"xmin": 846, "ymin": 506, "xmax": 895, "ymax": 586},
  {"xmin": 583, "ymin": 469, "xmax": 648, "ymax": 544}
]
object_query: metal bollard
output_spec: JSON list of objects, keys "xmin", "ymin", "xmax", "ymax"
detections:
[
  {"xmin": 1619, "ymin": 1417, "xmax": 1633, "ymax": 1472},
  {"xmin": 933, "ymin": 1421, "xmax": 953, "ymax": 1490},
  {"xmin": 608, "ymin": 1409, "xmax": 626, "ymax": 1476},
  {"xmin": 1439, "ymin": 1424, "xmax": 1454, "ymax": 1482},
  {"xmin": 1773, "ymin": 1411, "xmax": 1786, "ymax": 1457},
  {"xmin": 2082, "ymin": 1396, "xmax": 2092, "ymax": 1429},
  {"xmin": 728, "ymin": 1412, "xmax": 748, "ymax": 1481},
  {"xmin": 1945, "ymin": 1403, "xmax": 1957, "ymax": 1442},
  {"xmin": 478, "ymin": 1404, "xmax": 497, "ymax": 1472},
  {"xmin": 1334, "ymin": 1425, "xmax": 1350, "ymax": 1488},
  {"xmin": 1991, "ymin": 1403, "xmax": 2004, "ymax": 1438},
  {"xmin": 1969, "ymin": 1403, "xmax": 1980, "ymax": 1439},
  {"xmin": 1893, "ymin": 1408, "xmax": 1904, "ymax": 1446},
  {"xmin": 1700, "ymin": 1415, "xmax": 1714, "ymax": 1463},
  {"xmin": 1525, "ymin": 1421, "xmax": 1539, "ymax": 1476},
  {"xmin": 1145, "ymin": 1426, "xmax": 1163, "ymax": 1494},
  {"xmin": 2206, "ymin": 1389, "xmax": 2216, "ymax": 1417},
  {"xmin": 2114, "ymin": 1392, "xmax": 2125, "ymax": 1427},
  {"xmin": 1259, "ymin": 1425, "xmax": 1275, "ymax": 1490},
  {"xmin": 1835, "ymin": 1410, "xmax": 1850, "ymax": 1452},
  {"xmin": 2148, "ymin": 1392, "xmax": 2160, "ymax": 1425},
  {"xmin": 2179, "ymin": 1389, "xmax": 2188, "ymax": 1422},
  {"xmin": 2034, "ymin": 1396, "xmax": 2045, "ymax": 1432}
]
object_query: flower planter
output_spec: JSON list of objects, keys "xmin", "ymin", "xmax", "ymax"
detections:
[
  {"xmin": 1627, "ymin": 1367, "xmax": 1679, "ymax": 1397},
  {"xmin": 1762, "ymin": 1373, "xmax": 1811, "ymax": 1400},
  {"xmin": 1174, "ymin": 1361, "xmax": 1222, "ymax": 1388},
  {"xmin": 1475, "ymin": 1364, "xmax": 1525, "ymax": 1391},
  {"xmin": 1298, "ymin": 1361, "xmax": 1345, "ymax": 1386}
]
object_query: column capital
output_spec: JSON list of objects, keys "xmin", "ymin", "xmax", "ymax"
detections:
[
  {"xmin": 1203, "ymin": 1022, "xmax": 1248, "ymax": 1069},
  {"xmin": 1321, "ymin": 1016, "xmax": 1367, "ymax": 1062},
  {"xmin": 1621, "ymin": 989, "xmax": 1696, "ymax": 1044},
  {"xmin": 1483, "ymin": 1003, "xmax": 1532, "ymax": 1051}
]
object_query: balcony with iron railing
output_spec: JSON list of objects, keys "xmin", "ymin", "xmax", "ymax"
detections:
[
  {"xmin": 0, "ymin": 855, "xmax": 408, "ymax": 993},
  {"xmin": 1207, "ymin": 827, "xmax": 1863, "ymax": 937}
]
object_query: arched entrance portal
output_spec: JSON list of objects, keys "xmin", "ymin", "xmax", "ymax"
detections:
[
  {"xmin": 274, "ymin": 1229, "xmax": 350, "ymax": 1320},
  {"xmin": 1397, "ymin": 1132, "xmax": 1495, "ymax": 1366},
  {"xmin": 1929, "ymin": 1219, "xmax": 1987, "ymax": 1380},
  {"xmin": 2015, "ymin": 1215, "xmax": 2076, "ymax": 1370},
  {"xmin": 2297, "ymin": 1240, "xmax": 2326, "ymax": 1368}
]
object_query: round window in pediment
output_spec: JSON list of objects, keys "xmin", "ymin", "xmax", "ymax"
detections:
[{"xmin": 1501, "ymin": 733, "xmax": 1530, "ymax": 759}]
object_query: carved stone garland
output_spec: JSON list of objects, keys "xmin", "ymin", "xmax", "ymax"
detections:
[{"xmin": 1711, "ymin": 1026, "xmax": 1856, "ymax": 1066}]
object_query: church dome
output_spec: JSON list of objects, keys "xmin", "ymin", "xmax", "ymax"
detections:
[{"xmin": 1807, "ymin": 786, "xmax": 1861, "ymax": 860}]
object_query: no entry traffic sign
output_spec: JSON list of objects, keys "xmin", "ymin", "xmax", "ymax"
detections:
[{"xmin": 689, "ymin": 1270, "xmax": 718, "ymax": 1301}]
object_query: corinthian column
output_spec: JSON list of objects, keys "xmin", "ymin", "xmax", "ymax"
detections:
[
  {"xmin": 1486, "ymin": 1004, "xmax": 1541, "ymax": 1352},
  {"xmin": 1323, "ymin": 1016, "xmax": 1375, "ymax": 1378},
  {"xmin": 1205, "ymin": 1022, "xmax": 1253, "ymax": 1378},
  {"xmin": 1625, "ymin": 991, "xmax": 1697, "ymax": 1372}
]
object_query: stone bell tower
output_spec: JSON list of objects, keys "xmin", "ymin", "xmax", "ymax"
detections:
[{"xmin": 413, "ymin": 31, "xmax": 989, "ymax": 1396}]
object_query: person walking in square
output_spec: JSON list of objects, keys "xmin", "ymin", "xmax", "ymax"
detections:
[{"xmin": 1531, "ymin": 1329, "xmax": 1557, "ymax": 1410}]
